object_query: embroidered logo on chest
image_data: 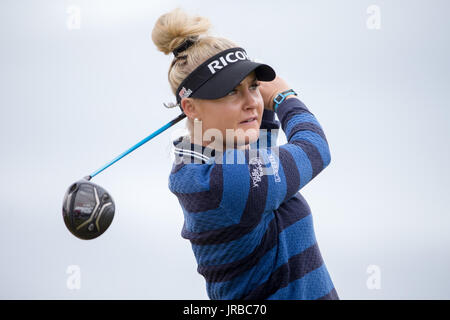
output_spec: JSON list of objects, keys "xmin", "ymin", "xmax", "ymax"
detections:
[{"xmin": 249, "ymin": 157, "xmax": 264, "ymax": 188}]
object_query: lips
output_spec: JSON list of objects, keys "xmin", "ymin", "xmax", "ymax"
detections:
[{"xmin": 240, "ymin": 116, "xmax": 257, "ymax": 124}]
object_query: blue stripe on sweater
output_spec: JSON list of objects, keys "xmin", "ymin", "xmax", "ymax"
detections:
[
  {"xmin": 182, "ymin": 205, "xmax": 241, "ymax": 233},
  {"xmin": 273, "ymin": 214, "xmax": 317, "ymax": 270},
  {"xmin": 281, "ymin": 143, "xmax": 313, "ymax": 190},
  {"xmin": 285, "ymin": 113, "xmax": 322, "ymax": 138},
  {"xmin": 169, "ymin": 164, "xmax": 213, "ymax": 193},
  {"xmin": 192, "ymin": 213, "xmax": 274, "ymax": 266},
  {"xmin": 290, "ymin": 131, "xmax": 331, "ymax": 167},
  {"xmin": 220, "ymin": 162, "xmax": 250, "ymax": 224}
]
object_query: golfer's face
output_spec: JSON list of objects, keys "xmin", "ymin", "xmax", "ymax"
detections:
[{"xmin": 195, "ymin": 71, "xmax": 264, "ymax": 149}]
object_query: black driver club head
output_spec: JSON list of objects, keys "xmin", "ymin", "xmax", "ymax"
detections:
[
  {"xmin": 62, "ymin": 177, "xmax": 115, "ymax": 240},
  {"xmin": 61, "ymin": 113, "xmax": 187, "ymax": 240}
]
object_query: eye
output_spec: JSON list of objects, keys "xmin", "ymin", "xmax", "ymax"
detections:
[
  {"xmin": 227, "ymin": 82, "xmax": 260, "ymax": 96},
  {"xmin": 251, "ymin": 82, "xmax": 260, "ymax": 90}
]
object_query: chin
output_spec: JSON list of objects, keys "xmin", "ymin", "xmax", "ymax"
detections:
[
  {"xmin": 236, "ymin": 130, "xmax": 260, "ymax": 147},
  {"xmin": 224, "ymin": 123, "xmax": 261, "ymax": 149}
]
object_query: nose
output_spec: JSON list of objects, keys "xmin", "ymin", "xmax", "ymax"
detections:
[{"xmin": 242, "ymin": 88, "xmax": 259, "ymax": 110}]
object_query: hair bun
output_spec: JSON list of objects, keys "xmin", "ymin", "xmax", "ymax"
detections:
[{"xmin": 151, "ymin": 7, "xmax": 211, "ymax": 55}]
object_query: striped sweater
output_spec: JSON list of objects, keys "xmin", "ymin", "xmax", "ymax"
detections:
[{"xmin": 168, "ymin": 97, "xmax": 338, "ymax": 300}]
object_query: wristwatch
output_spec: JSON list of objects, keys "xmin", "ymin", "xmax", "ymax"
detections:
[{"xmin": 273, "ymin": 89, "xmax": 298, "ymax": 112}]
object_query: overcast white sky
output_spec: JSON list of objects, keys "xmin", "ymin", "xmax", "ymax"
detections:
[{"xmin": 0, "ymin": 0, "xmax": 449, "ymax": 299}]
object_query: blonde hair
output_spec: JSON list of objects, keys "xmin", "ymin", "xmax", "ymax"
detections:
[{"xmin": 151, "ymin": 7, "xmax": 238, "ymax": 134}]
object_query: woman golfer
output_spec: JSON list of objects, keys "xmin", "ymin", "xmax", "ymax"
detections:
[{"xmin": 152, "ymin": 8, "xmax": 339, "ymax": 300}]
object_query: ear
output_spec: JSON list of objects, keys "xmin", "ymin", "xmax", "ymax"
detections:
[{"xmin": 180, "ymin": 98, "xmax": 199, "ymax": 119}]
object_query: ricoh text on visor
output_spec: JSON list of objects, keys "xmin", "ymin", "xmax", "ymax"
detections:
[{"xmin": 175, "ymin": 47, "xmax": 276, "ymax": 108}]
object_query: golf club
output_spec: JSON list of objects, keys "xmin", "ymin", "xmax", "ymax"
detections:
[{"xmin": 62, "ymin": 112, "xmax": 186, "ymax": 240}]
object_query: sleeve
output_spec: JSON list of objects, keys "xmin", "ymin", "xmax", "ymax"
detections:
[{"xmin": 214, "ymin": 96, "xmax": 331, "ymax": 223}]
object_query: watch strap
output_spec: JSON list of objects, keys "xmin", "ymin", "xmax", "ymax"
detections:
[{"xmin": 273, "ymin": 89, "xmax": 298, "ymax": 112}]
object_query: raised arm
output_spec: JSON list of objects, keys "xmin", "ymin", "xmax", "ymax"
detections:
[{"xmin": 216, "ymin": 95, "xmax": 331, "ymax": 225}]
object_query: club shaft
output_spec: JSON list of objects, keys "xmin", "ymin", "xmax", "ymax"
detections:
[{"xmin": 88, "ymin": 113, "xmax": 186, "ymax": 180}]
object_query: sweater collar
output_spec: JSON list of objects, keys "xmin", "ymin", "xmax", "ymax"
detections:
[{"xmin": 172, "ymin": 136, "xmax": 216, "ymax": 164}]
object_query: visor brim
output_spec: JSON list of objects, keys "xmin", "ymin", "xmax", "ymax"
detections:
[{"xmin": 191, "ymin": 61, "xmax": 276, "ymax": 100}]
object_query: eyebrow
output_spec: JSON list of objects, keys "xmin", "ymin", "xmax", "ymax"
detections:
[{"xmin": 235, "ymin": 76, "xmax": 258, "ymax": 87}]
